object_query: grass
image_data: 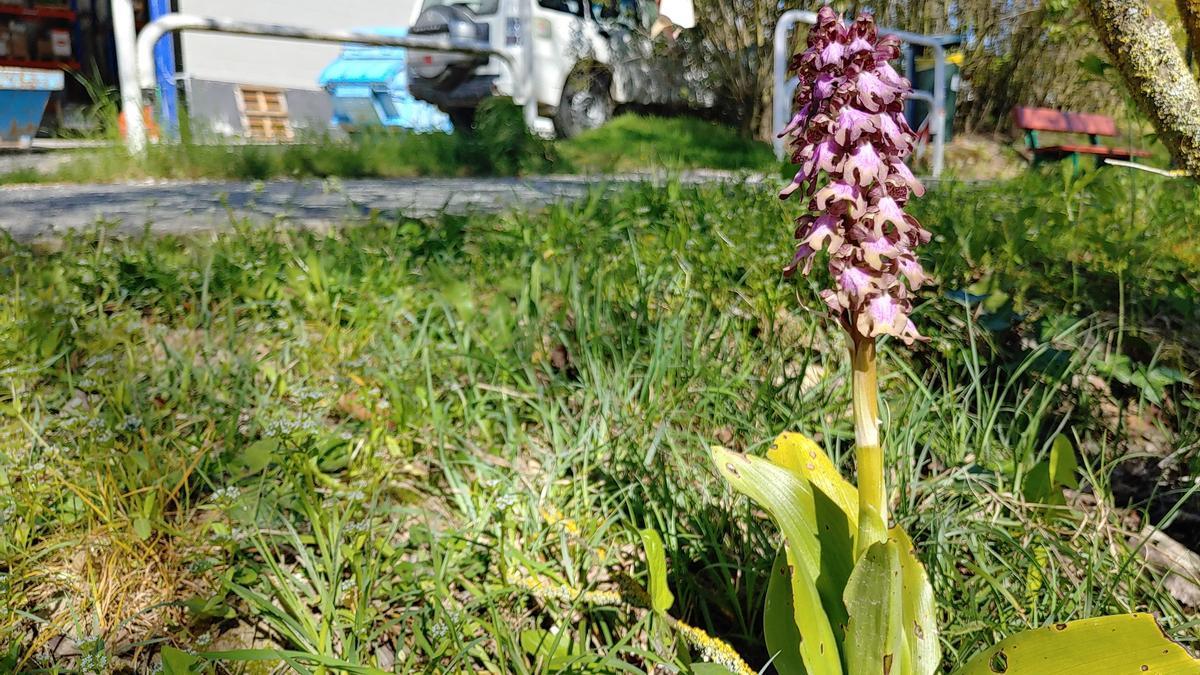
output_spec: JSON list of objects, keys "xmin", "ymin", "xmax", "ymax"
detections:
[
  {"xmin": 0, "ymin": 111, "xmax": 774, "ymax": 187},
  {"xmin": 2, "ymin": 164, "xmax": 1199, "ymax": 672},
  {"xmin": 557, "ymin": 115, "xmax": 776, "ymax": 173}
]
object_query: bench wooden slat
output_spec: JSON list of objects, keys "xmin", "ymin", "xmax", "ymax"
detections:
[
  {"xmin": 1039, "ymin": 143, "xmax": 1151, "ymax": 158},
  {"xmin": 1013, "ymin": 106, "xmax": 1118, "ymax": 137}
]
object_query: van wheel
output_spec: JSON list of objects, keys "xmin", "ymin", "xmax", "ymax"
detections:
[
  {"xmin": 554, "ymin": 68, "xmax": 613, "ymax": 139},
  {"xmin": 448, "ymin": 108, "xmax": 476, "ymax": 134}
]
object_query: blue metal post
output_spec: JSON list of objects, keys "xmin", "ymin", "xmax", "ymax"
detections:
[{"xmin": 149, "ymin": 0, "xmax": 178, "ymax": 135}]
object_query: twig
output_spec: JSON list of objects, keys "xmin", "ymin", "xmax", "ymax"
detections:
[{"xmin": 1103, "ymin": 159, "xmax": 1190, "ymax": 177}]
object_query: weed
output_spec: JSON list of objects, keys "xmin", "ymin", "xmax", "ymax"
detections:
[{"xmin": 0, "ymin": 173, "xmax": 1197, "ymax": 671}]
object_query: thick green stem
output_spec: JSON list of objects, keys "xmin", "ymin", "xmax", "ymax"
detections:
[{"xmin": 851, "ymin": 332, "xmax": 887, "ymax": 556}]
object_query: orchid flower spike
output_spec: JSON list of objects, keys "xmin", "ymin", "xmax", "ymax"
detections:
[{"xmin": 780, "ymin": 6, "xmax": 930, "ymax": 345}]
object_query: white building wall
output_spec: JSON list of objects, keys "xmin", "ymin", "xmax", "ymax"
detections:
[{"xmin": 178, "ymin": 0, "xmax": 418, "ymax": 91}]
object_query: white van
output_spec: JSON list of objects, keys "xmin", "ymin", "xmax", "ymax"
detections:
[{"xmin": 406, "ymin": 0, "xmax": 706, "ymax": 137}]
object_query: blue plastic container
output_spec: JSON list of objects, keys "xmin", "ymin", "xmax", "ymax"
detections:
[
  {"xmin": 318, "ymin": 27, "xmax": 452, "ymax": 133},
  {"xmin": 0, "ymin": 67, "xmax": 65, "ymax": 146}
]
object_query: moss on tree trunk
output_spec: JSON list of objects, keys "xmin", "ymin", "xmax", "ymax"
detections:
[{"xmin": 1083, "ymin": 0, "xmax": 1200, "ymax": 177}]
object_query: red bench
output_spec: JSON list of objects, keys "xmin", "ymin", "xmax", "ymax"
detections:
[{"xmin": 1013, "ymin": 106, "xmax": 1150, "ymax": 169}]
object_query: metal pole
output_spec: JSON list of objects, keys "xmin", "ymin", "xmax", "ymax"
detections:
[
  {"xmin": 930, "ymin": 44, "xmax": 947, "ymax": 178},
  {"xmin": 902, "ymin": 44, "xmax": 915, "ymax": 129},
  {"xmin": 112, "ymin": 0, "xmax": 146, "ymax": 154},
  {"xmin": 149, "ymin": 0, "xmax": 178, "ymax": 137},
  {"xmin": 519, "ymin": 0, "xmax": 537, "ymax": 129},
  {"xmin": 772, "ymin": 15, "xmax": 953, "ymax": 177},
  {"xmin": 133, "ymin": 14, "xmax": 520, "ymax": 151},
  {"xmin": 773, "ymin": 9, "xmax": 817, "ymax": 159}
]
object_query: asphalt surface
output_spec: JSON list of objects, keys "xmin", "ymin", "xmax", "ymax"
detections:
[{"xmin": 0, "ymin": 171, "xmax": 762, "ymax": 243}]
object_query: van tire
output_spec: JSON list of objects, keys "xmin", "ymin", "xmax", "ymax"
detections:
[
  {"xmin": 448, "ymin": 108, "xmax": 477, "ymax": 134},
  {"xmin": 553, "ymin": 67, "xmax": 613, "ymax": 139}
]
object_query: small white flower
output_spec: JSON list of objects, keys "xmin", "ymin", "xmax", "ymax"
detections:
[{"xmin": 343, "ymin": 519, "xmax": 372, "ymax": 534}]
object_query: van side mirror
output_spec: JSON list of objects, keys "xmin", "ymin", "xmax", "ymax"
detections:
[{"xmin": 656, "ymin": 0, "xmax": 694, "ymax": 29}]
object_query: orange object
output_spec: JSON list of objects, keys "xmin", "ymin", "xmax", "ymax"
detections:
[{"xmin": 118, "ymin": 105, "xmax": 159, "ymax": 140}]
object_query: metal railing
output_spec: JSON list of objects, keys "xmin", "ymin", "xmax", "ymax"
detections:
[
  {"xmin": 772, "ymin": 9, "xmax": 949, "ymax": 177},
  {"xmin": 114, "ymin": 2, "xmax": 538, "ymax": 154}
]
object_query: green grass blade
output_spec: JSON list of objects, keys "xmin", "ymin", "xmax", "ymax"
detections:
[
  {"xmin": 638, "ymin": 528, "xmax": 675, "ymax": 614},
  {"xmin": 691, "ymin": 664, "xmax": 741, "ymax": 675},
  {"xmin": 198, "ymin": 648, "xmax": 389, "ymax": 674}
]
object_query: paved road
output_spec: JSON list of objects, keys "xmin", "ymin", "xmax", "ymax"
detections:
[{"xmin": 0, "ymin": 172, "xmax": 762, "ymax": 242}]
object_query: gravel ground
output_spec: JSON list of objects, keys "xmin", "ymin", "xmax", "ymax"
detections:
[{"xmin": 0, "ymin": 171, "xmax": 763, "ymax": 243}]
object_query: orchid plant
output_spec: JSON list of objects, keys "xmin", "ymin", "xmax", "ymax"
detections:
[
  {"xmin": 530, "ymin": 8, "xmax": 1200, "ymax": 673},
  {"xmin": 687, "ymin": 7, "xmax": 1200, "ymax": 675}
]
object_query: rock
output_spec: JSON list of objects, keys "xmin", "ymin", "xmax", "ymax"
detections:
[
  {"xmin": 206, "ymin": 620, "xmax": 284, "ymax": 674},
  {"xmin": 1135, "ymin": 526, "xmax": 1200, "ymax": 608}
]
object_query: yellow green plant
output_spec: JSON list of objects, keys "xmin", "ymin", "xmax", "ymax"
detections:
[{"xmin": 688, "ymin": 6, "xmax": 1200, "ymax": 675}]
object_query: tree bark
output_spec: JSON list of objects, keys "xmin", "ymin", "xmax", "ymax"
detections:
[
  {"xmin": 1178, "ymin": 0, "xmax": 1200, "ymax": 68},
  {"xmin": 1082, "ymin": 0, "xmax": 1200, "ymax": 177}
]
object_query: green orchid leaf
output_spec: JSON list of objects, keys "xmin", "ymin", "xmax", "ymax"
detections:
[
  {"xmin": 132, "ymin": 516, "xmax": 153, "ymax": 541},
  {"xmin": 1048, "ymin": 434, "xmax": 1079, "ymax": 489},
  {"xmin": 520, "ymin": 628, "xmax": 584, "ymax": 670},
  {"xmin": 712, "ymin": 446, "xmax": 843, "ymax": 675},
  {"xmin": 953, "ymin": 613, "xmax": 1200, "ymax": 675},
  {"xmin": 638, "ymin": 528, "xmax": 675, "ymax": 614},
  {"xmin": 767, "ymin": 431, "xmax": 859, "ymax": 526},
  {"xmin": 1022, "ymin": 460, "xmax": 1066, "ymax": 506},
  {"xmin": 237, "ymin": 438, "xmax": 279, "ymax": 475},
  {"xmin": 764, "ymin": 547, "xmax": 807, "ymax": 675},
  {"xmin": 161, "ymin": 647, "xmax": 202, "ymax": 674},
  {"xmin": 712, "ymin": 446, "xmax": 820, "ymax": 574},
  {"xmin": 766, "ymin": 432, "xmax": 857, "ymax": 640},
  {"xmin": 843, "ymin": 539, "xmax": 903, "ymax": 675},
  {"xmin": 1146, "ymin": 366, "xmax": 1187, "ymax": 388},
  {"xmin": 1025, "ymin": 435, "xmax": 1079, "ymax": 505},
  {"xmin": 892, "ymin": 527, "xmax": 940, "ymax": 675}
]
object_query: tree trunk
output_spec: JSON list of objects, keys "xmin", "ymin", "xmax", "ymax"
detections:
[
  {"xmin": 1082, "ymin": 0, "xmax": 1200, "ymax": 177},
  {"xmin": 1178, "ymin": 0, "xmax": 1200, "ymax": 69}
]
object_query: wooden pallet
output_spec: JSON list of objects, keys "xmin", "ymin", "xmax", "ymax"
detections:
[{"xmin": 236, "ymin": 86, "xmax": 294, "ymax": 142}]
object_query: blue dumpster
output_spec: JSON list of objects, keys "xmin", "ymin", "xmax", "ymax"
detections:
[
  {"xmin": 902, "ymin": 34, "xmax": 962, "ymax": 141},
  {"xmin": 0, "ymin": 67, "xmax": 65, "ymax": 147},
  {"xmin": 318, "ymin": 27, "xmax": 452, "ymax": 133}
]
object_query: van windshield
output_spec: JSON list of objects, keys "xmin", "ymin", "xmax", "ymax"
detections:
[{"xmin": 421, "ymin": 0, "xmax": 499, "ymax": 15}]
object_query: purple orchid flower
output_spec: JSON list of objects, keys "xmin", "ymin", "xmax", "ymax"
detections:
[
  {"xmin": 843, "ymin": 141, "xmax": 887, "ymax": 186},
  {"xmin": 833, "ymin": 107, "xmax": 877, "ymax": 145},
  {"xmin": 801, "ymin": 213, "xmax": 846, "ymax": 252},
  {"xmin": 778, "ymin": 6, "xmax": 930, "ymax": 345},
  {"xmin": 813, "ymin": 73, "xmax": 839, "ymax": 100}
]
